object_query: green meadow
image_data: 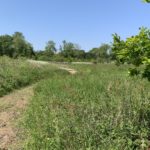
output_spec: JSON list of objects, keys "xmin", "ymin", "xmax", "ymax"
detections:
[
  {"xmin": 0, "ymin": 57, "xmax": 57, "ymax": 97},
  {"xmin": 23, "ymin": 64, "xmax": 150, "ymax": 149}
]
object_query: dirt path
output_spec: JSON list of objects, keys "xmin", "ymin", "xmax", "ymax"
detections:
[
  {"xmin": 59, "ymin": 66, "xmax": 77, "ymax": 75},
  {"xmin": 0, "ymin": 63, "xmax": 77, "ymax": 149},
  {"xmin": 0, "ymin": 86, "xmax": 34, "ymax": 149},
  {"xmin": 28, "ymin": 59, "xmax": 77, "ymax": 75}
]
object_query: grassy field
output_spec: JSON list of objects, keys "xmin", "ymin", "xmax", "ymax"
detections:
[
  {"xmin": 23, "ymin": 64, "xmax": 150, "ymax": 149},
  {"xmin": 0, "ymin": 57, "xmax": 59, "ymax": 97}
]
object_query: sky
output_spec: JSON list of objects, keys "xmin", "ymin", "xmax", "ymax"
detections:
[{"xmin": 0, "ymin": 0, "xmax": 149, "ymax": 51}]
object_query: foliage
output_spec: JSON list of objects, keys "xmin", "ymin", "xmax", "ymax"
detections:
[
  {"xmin": 0, "ymin": 31, "xmax": 112, "ymax": 62},
  {"xmin": 88, "ymin": 44, "xmax": 112, "ymax": 63},
  {"xmin": 23, "ymin": 64, "xmax": 150, "ymax": 149},
  {"xmin": 143, "ymin": 0, "xmax": 150, "ymax": 3},
  {"xmin": 60, "ymin": 40, "xmax": 85, "ymax": 59},
  {"xmin": 45, "ymin": 40, "xmax": 57, "ymax": 57},
  {"xmin": 0, "ymin": 56, "xmax": 56, "ymax": 97},
  {"xmin": 112, "ymin": 27, "xmax": 150, "ymax": 80},
  {"xmin": 36, "ymin": 40, "xmax": 88, "ymax": 62},
  {"xmin": 0, "ymin": 32, "xmax": 35, "ymax": 58}
]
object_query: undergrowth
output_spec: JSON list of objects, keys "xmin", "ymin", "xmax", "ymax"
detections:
[{"xmin": 0, "ymin": 57, "xmax": 57, "ymax": 97}]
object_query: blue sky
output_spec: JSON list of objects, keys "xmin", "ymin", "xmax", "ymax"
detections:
[{"xmin": 0, "ymin": 0, "xmax": 149, "ymax": 51}]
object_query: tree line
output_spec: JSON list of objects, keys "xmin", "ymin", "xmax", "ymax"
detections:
[
  {"xmin": 36, "ymin": 40, "xmax": 112, "ymax": 62},
  {"xmin": 0, "ymin": 32, "xmax": 35, "ymax": 58},
  {"xmin": 0, "ymin": 32, "xmax": 112, "ymax": 63}
]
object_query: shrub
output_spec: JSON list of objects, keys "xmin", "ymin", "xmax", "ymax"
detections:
[{"xmin": 0, "ymin": 56, "xmax": 56, "ymax": 96}]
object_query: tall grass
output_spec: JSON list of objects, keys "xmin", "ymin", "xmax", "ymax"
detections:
[
  {"xmin": 23, "ymin": 64, "xmax": 150, "ymax": 149},
  {"xmin": 0, "ymin": 56, "xmax": 57, "ymax": 97}
]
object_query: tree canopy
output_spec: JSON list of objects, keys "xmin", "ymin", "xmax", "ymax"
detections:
[
  {"xmin": 112, "ymin": 27, "xmax": 150, "ymax": 80},
  {"xmin": 88, "ymin": 44, "xmax": 111, "ymax": 63},
  {"xmin": 0, "ymin": 32, "xmax": 35, "ymax": 58},
  {"xmin": 143, "ymin": 0, "xmax": 150, "ymax": 3}
]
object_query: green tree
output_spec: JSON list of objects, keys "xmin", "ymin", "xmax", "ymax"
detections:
[
  {"xmin": 45, "ymin": 40, "xmax": 57, "ymax": 57},
  {"xmin": 60, "ymin": 40, "xmax": 81, "ymax": 59},
  {"xmin": 0, "ymin": 35, "xmax": 14, "ymax": 57},
  {"xmin": 42, "ymin": 40, "xmax": 57, "ymax": 61},
  {"xmin": 112, "ymin": 27, "xmax": 150, "ymax": 80},
  {"xmin": 89, "ymin": 44, "xmax": 111, "ymax": 63},
  {"xmin": 13, "ymin": 32, "xmax": 27, "ymax": 57},
  {"xmin": 25, "ymin": 42, "xmax": 35, "ymax": 58},
  {"xmin": 143, "ymin": 0, "xmax": 150, "ymax": 3},
  {"xmin": 12, "ymin": 32, "xmax": 35, "ymax": 58},
  {"xmin": 61, "ymin": 40, "xmax": 74, "ymax": 58},
  {"xmin": 73, "ymin": 49, "xmax": 85, "ymax": 60}
]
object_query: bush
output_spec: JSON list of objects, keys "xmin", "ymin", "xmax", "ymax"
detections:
[
  {"xmin": 0, "ymin": 56, "xmax": 56, "ymax": 97},
  {"xmin": 112, "ymin": 27, "xmax": 150, "ymax": 81}
]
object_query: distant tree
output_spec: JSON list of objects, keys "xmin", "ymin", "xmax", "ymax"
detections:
[
  {"xmin": 85, "ymin": 51, "xmax": 95, "ymax": 60},
  {"xmin": 0, "ymin": 32, "xmax": 35, "ymax": 58},
  {"xmin": 25, "ymin": 42, "xmax": 35, "ymax": 58},
  {"xmin": 35, "ymin": 50, "xmax": 48, "ymax": 61},
  {"xmin": 12, "ymin": 32, "xmax": 26, "ymax": 57},
  {"xmin": 73, "ymin": 49, "xmax": 86, "ymax": 59},
  {"xmin": 60, "ymin": 40, "xmax": 82, "ymax": 59},
  {"xmin": 35, "ymin": 41, "xmax": 57, "ymax": 61},
  {"xmin": 89, "ymin": 44, "xmax": 111, "ymax": 62},
  {"xmin": 45, "ymin": 40, "xmax": 57, "ymax": 57},
  {"xmin": 0, "ymin": 35, "xmax": 14, "ymax": 57},
  {"xmin": 60, "ymin": 40, "xmax": 74, "ymax": 58},
  {"xmin": 12, "ymin": 32, "xmax": 35, "ymax": 58}
]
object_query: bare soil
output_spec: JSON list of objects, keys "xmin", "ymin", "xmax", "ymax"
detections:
[
  {"xmin": 59, "ymin": 67, "xmax": 77, "ymax": 74},
  {"xmin": 0, "ymin": 86, "xmax": 34, "ymax": 150}
]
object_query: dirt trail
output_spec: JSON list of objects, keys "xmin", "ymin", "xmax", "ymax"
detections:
[
  {"xmin": 0, "ymin": 62, "xmax": 76, "ymax": 149},
  {"xmin": 0, "ymin": 86, "xmax": 34, "ymax": 149},
  {"xmin": 59, "ymin": 66, "xmax": 77, "ymax": 75},
  {"xmin": 28, "ymin": 60, "xmax": 77, "ymax": 75}
]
